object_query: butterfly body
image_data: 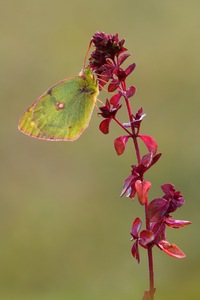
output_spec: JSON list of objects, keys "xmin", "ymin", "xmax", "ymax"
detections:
[{"xmin": 18, "ymin": 67, "xmax": 99, "ymax": 141}]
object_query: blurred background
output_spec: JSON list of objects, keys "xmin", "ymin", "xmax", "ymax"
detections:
[{"xmin": 1, "ymin": 1, "xmax": 199, "ymax": 299}]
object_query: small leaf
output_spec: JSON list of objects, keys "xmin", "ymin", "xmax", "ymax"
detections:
[
  {"xmin": 158, "ymin": 240, "xmax": 186, "ymax": 258},
  {"xmin": 108, "ymin": 80, "xmax": 119, "ymax": 92},
  {"xmin": 135, "ymin": 180, "xmax": 151, "ymax": 205},
  {"xmin": 139, "ymin": 230, "xmax": 154, "ymax": 247},
  {"xmin": 131, "ymin": 217, "xmax": 142, "ymax": 238},
  {"xmin": 165, "ymin": 218, "xmax": 192, "ymax": 228},
  {"xmin": 151, "ymin": 220, "xmax": 166, "ymax": 244},
  {"xmin": 118, "ymin": 53, "xmax": 131, "ymax": 65},
  {"xmin": 125, "ymin": 86, "xmax": 136, "ymax": 98},
  {"xmin": 99, "ymin": 118, "xmax": 111, "ymax": 134},
  {"xmin": 141, "ymin": 152, "xmax": 153, "ymax": 168},
  {"xmin": 131, "ymin": 241, "xmax": 140, "ymax": 263},
  {"xmin": 134, "ymin": 107, "xmax": 145, "ymax": 123},
  {"xmin": 125, "ymin": 63, "xmax": 136, "ymax": 76},
  {"xmin": 147, "ymin": 198, "xmax": 169, "ymax": 222},
  {"xmin": 120, "ymin": 174, "xmax": 135, "ymax": 197},
  {"xmin": 161, "ymin": 183, "xmax": 175, "ymax": 198},
  {"xmin": 110, "ymin": 93, "xmax": 121, "ymax": 106},
  {"xmin": 138, "ymin": 135, "xmax": 158, "ymax": 154},
  {"xmin": 114, "ymin": 135, "xmax": 129, "ymax": 155},
  {"xmin": 150, "ymin": 153, "xmax": 162, "ymax": 167}
]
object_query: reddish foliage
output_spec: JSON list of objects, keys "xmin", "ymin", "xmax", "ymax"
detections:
[
  {"xmin": 89, "ymin": 32, "xmax": 191, "ymax": 298},
  {"xmin": 114, "ymin": 136, "xmax": 129, "ymax": 155}
]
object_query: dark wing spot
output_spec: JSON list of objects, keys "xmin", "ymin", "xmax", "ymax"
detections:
[
  {"xmin": 47, "ymin": 88, "xmax": 52, "ymax": 95},
  {"xmin": 79, "ymin": 87, "xmax": 90, "ymax": 93},
  {"xmin": 79, "ymin": 86, "xmax": 96, "ymax": 95}
]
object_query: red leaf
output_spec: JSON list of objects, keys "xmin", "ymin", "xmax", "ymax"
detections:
[
  {"xmin": 120, "ymin": 174, "xmax": 135, "ymax": 197},
  {"xmin": 151, "ymin": 220, "xmax": 166, "ymax": 244},
  {"xmin": 114, "ymin": 135, "xmax": 129, "ymax": 155},
  {"xmin": 131, "ymin": 241, "xmax": 140, "ymax": 263},
  {"xmin": 128, "ymin": 187, "xmax": 137, "ymax": 199},
  {"xmin": 99, "ymin": 118, "xmax": 111, "ymax": 134},
  {"xmin": 165, "ymin": 218, "xmax": 192, "ymax": 228},
  {"xmin": 125, "ymin": 86, "xmax": 136, "ymax": 98},
  {"xmin": 139, "ymin": 230, "xmax": 154, "ymax": 247},
  {"xmin": 125, "ymin": 63, "xmax": 136, "ymax": 76},
  {"xmin": 108, "ymin": 80, "xmax": 119, "ymax": 92},
  {"xmin": 135, "ymin": 180, "xmax": 151, "ymax": 205},
  {"xmin": 147, "ymin": 198, "xmax": 169, "ymax": 222},
  {"xmin": 141, "ymin": 152, "xmax": 153, "ymax": 168},
  {"xmin": 131, "ymin": 217, "xmax": 142, "ymax": 238},
  {"xmin": 138, "ymin": 135, "xmax": 158, "ymax": 155},
  {"xmin": 161, "ymin": 183, "xmax": 175, "ymax": 197},
  {"xmin": 118, "ymin": 53, "xmax": 131, "ymax": 65},
  {"xmin": 158, "ymin": 240, "xmax": 186, "ymax": 258},
  {"xmin": 110, "ymin": 93, "xmax": 121, "ymax": 106},
  {"xmin": 150, "ymin": 153, "xmax": 162, "ymax": 167}
]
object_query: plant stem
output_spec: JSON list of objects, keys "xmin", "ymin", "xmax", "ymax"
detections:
[
  {"xmin": 145, "ymin": 202, "xmax": 155, "ymax": 299},
  {"xmin": 113, "ymin": 116, "xmax": 132, "ymax": 136},
  {"xmin": 121, "ymin": 79, "xmax": 154, "ymax": 298},
  {"xmin": 125, "ymin": 91, "xmax": 154, "ymax": 297},
  {"xmin": 147, "ymin": 245, "xmax": 154, "ymax": 300},
  {"xmin": 123, "ymin": 93, "xmax": 141, "ymax": 164},
  {"xmin": 119, "ymin": 82, "xmax": 142, "ymax": 164}
]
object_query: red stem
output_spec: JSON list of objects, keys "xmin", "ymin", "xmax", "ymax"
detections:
[
  {"xmin": 120, "ymin": 81, "xmax": 141, "ymax": 164},
  {"xmin": 145, "ymin": 202, "xmax": 155, "ymax": 299},
  {"xmin": 120, "ymin": 79, "xmax": 155, "ymax": 298},
  {"xmin": 147, "ymin": 245, "xmax": 155, "ymax": 300},
  {"xmin": 113, "ymin": 117, "xmax": 132, "ymax": 136},
  {"xmin": 125, "ymin": 97, "xmax": 141, "ymax": 164}
]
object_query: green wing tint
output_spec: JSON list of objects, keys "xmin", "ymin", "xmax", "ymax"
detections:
[{"xmin": 18, "ymin": 67, "xmax": 99, "ymax": 141}]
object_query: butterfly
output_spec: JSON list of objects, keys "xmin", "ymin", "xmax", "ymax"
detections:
[{"xmin": 18, "ymin": 67, "xmax": 99, "ymax": 141}]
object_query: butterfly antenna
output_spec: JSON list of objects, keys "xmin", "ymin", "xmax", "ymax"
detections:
[
  {"xmin": 83, "ymin": 42, "xmax": 111, "ymax": 95},
  {"xmin": 83, "ymin": 40, "xmax": 93, "ymax": 68}
]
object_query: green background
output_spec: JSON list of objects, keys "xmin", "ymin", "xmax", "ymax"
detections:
[{"xmin": 1, "ymin": 1, "xmax": 199, "ymax": 299}]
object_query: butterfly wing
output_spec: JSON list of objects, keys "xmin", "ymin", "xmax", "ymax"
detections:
[{"xmin": 18, "ymin": 70, "xmax": 99, "ymax": 141}]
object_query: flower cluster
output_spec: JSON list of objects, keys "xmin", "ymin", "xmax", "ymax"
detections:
[{"xmin": 89, "ymin": 31, "xmax": 136, "ymax": 91}]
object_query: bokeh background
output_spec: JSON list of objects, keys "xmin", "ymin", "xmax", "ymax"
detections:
[{"xmin": 1, "ymin": 1, "xmax": 199, "ymax": 299}]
